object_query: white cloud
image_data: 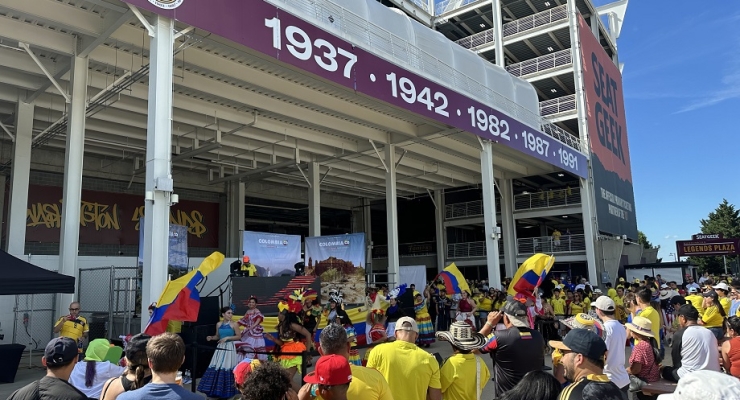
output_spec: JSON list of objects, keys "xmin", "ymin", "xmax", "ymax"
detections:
[{"xmin": 675, "ymin": 44, "xmax": 740, "ymax": 114}]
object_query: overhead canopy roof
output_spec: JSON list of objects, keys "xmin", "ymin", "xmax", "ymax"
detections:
[
  {"xmin": 0, "ymin": 0, "xmax": 585, "ymax": 200},
  {"xmin": 0, "ymin": 250, "xmax": 76, "ymax": 295}
]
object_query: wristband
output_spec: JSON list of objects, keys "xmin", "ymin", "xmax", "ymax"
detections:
[{"xmin": 485, "ymin": 322, "xmax": 494, "ymax": 329}]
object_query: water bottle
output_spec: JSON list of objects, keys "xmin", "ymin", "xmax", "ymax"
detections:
[{"xmin": 183, "ymin": 369, "xmax": 192, "ymax": 384}]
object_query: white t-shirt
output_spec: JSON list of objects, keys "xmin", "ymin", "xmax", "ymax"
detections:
[
  {"xmin": 69, "ymin": 360, "xmax": 125, "ymax": 398},
  {"xmin": 677, "ymin": 325, "xmax": 721, "ymax": 378},
  {"xmin": 602, "ymin": 319, "xmax": 629, "ymax": 388}
]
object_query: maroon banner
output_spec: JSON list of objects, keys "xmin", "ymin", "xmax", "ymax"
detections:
[
  {"xmin": 676, "ymin": 238, "xmax": 740, "ymax": 257},
  {"xmin": 578, "ymin": 14, "xmax": 637, "ymax": 239},
  {"xmin": 25, "ymin": 184, "xmax": 219, "ymax": 247}
]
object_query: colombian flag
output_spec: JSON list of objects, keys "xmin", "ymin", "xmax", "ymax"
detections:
[
  {"xmin": 145, "ymin": 252, "xmax": 225, "ymax": 336},
  {"xmin": 507, "ymin": 253, "xmax": 554, "ymax": 300},
  {"xmin": 436, "ymin": 263, "xmax": 470, "ymax": 295}
]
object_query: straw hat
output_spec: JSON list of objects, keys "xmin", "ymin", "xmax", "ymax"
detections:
[
  {"xmin": 435, "ymin": 322, "xmax": 487, "ymax": 351},
  {"xmin": 626, "ymin": 316, "xmax": 654, "ymax": 338}
]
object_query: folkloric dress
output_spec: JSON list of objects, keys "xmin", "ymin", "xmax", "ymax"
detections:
[
  {"xmin": 197, "ymin": 322, "xmax": 238, "ymax": 398},
  {"xmin": 414, "ymin": 299, "xmax": 435, "ymax": 345},
  {"xmin": 237, "ymin": 309, "xmax": 267, "ymax": 361}
]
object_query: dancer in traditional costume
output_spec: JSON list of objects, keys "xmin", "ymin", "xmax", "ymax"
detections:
[
  {"xmin": 264, "ymin": 290, "xmax": 312, "ymax": 384},
  {"xmin": 415, "ymin": 287, "xmax": 436, "ymax": 347},
  {"xmin": 236, "ymin": 296, "xmax": 267, "ymax": 361},
  {"xmin": 197, "ymin": 307, "xmax": 240, "ymax": 399},
  {"xmin": 301, "ymin": 290, "xmax": 321, "ymax": 353},
  {"xmin": 385, "ymin": 284, "xmax": 407, "ymax": 339},
  {"xmin": 455, "ymin": 290, "xmax": 477, "ymax": 329},
  {"xmin": 362, "ymin": 295, "xmax": 390, "ymax": 366}
]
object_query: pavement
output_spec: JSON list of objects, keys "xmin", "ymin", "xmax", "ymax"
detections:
[{"xmin": 0, "ymin": 336, "xmax": 659, "ymax": 400}]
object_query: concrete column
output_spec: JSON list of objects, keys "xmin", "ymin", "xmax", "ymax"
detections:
[
  {"xmin": 480, "ymin": 141, "xmax": 501, "ymax": 289},
  {"xmin": 141, "ymin": 16, "xmax": 175, "ymax": 332},
  {"xmin": 308, "ymin": 162, "xmax": 321, "ymax": 237},
  {"xmin": 58, "ymin": 55, "xmax": 88, "ymax": 314},
  {"xmin": 434, "ymin": 189, "xmax": 446, "ymax": 272},
  {"xmin": 226, "ymin": 181, "xmax": 245, "ymax": 257},
  {"xmin": 7, "ymin": 99, "xmax": 34, "ymax": 255},
  {"xmin": 492, "ymin": 0, "xmax": 505, "ymax": 67},
  {"xmin": 498, "ymin": 177, "xmax": 518, "ymax": 278},
  {"xmin": 385, "ymin": 144, "xmax": 400, "ymax": 287},
  {"xmin": 590, "ymin": 14, "xmax": 599, "ymax": 38}
]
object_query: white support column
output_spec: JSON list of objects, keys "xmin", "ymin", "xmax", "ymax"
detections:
[
  {"xmin": 498, "ymin": 177, "xmax": 518, "ymax": 278},
  {"xmin": 385, "ymin": 144, "xmax": 400, "ymax": 287},
  {"xmin": 590, "ymin": 14, "xmax": 599, "ymax": 38},
  {"xmin": 362, "ymin": 197, "xmax": 373, "ymax": 274},
  {"xmin": 141, "ymin": 15, "xmax": 175, "ymax": 332},
  {"xmin": 308, "ymin": 162, "xmax": 321, "ymax": 237},
  {"xmin": 569, "ymin": 1, "xmax": 600, "ymax": 285},
  {"xmin": 434, "ymin": 189, "xmax": 446, "ymax": 272},
  {"xmin": 480, "ymin": 141, "xmax": 502, "ymax": 289},
  {"xmin": 226, "ymin": 181, "xmax": 245, "ymax": 257},
  {"xmin": 58, "ymin": 55, "xmax": 88, "ymax": 313},
  {"xmin": 492, "ymin": 0, "xmax": 505, "ymax": 67},
  {"xmin": 7, "ymin": 99, "xmax": 34, "ymax": 255}
]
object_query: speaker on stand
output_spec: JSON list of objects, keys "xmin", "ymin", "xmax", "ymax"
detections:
[{"xmin": 182, "ymin": 296, "xmax": 220, "ymax": 380}]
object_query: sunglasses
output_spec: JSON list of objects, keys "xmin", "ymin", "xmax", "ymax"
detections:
[{"xmin": 69, "ymin": 308, "xmax": 80, "ymax": 311}]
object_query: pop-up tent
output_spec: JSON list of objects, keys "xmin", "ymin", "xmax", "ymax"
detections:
[{"xmin": 0, "ymin": 250, "xmax": 75, "ymax": 295}]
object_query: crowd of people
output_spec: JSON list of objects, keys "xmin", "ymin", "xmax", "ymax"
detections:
[{"xmin": 12, "ymin": 271, "xmax": 740, "ymax": 400}]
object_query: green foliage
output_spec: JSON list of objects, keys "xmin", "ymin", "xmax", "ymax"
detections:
[
  {"xmin": 637, "ymin": 230, "xmax": 656, "ymax": 249},
  {"xmin": 688, "ymin": 199, "xmax": 740, "ymax": 274},
  {"xmin": 321, "ymin": 268, "xmax": 340, "ymax": 282}
]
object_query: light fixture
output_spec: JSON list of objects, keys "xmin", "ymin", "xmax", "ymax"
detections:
[
  {"xmin": 522, "ymin": 191, "xmax": 530, "ymax": 194},
  {"xmin": 550, "ymin": 88, "xmax": 557, "ymax": 93},
  {"xmin": 547, "ymin": 46, "xmax": 554, "ymax": 52},
  {"xmin": 562, "ymin": 215, "xmax": 569, "ymax": 218},
  {"xmin": 480, "ymin": 23, "xmax": 486, "ymax": 28},
  {"xmin": 557, "ymin": 173, "xmax": 564, "ymax": 177},
  {"xmin": 544, "ymin": 1, "xmax": 551, "ymax": 6}
]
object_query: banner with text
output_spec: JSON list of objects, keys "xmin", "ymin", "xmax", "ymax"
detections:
[
  {"xmin": 137, "ymin": 217, "xmax": 189, "ymax": 272},
  {"xmin": 24, "ymin": 184, "xmax": 219, "ymax": 247},
  {"xmin": 242, "ymin": 231, "xmax": 302, "ymax": 277},
  {"xmin": 676, "ymin": 237, "xmax": 740, "ymax": 257},
  {"xmin": 578, "ymin": 15, "xmax": 638, "ymax": 240},
  {"xmin": 305, "ymin": 233, "xmax": 366, "ymax": 304}
]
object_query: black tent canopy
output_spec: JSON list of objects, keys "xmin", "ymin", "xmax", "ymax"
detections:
[{"xmin": 0, "ymin": 250, "xmax": 75, "ymax": 295}]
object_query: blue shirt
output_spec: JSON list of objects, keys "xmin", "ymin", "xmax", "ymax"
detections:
[
  {"xmin": 118, "ymin": 383, "xmax": 202, "ymax": 400},
  {"xmin": 731, "ymin": 299, "xmax": 740, "ymax": 317}
]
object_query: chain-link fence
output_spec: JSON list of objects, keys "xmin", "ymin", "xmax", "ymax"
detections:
[
  {"xmin": 13, "ymin": 293, "xmax": 56, "ymax": 367},
  {"xmin": 78, "ymin": 266, "xmax": 141, "ymax": 340}
]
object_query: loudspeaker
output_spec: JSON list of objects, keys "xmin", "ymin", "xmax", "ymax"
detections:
[{"xmin": 181, "ymin": 296, "xmax": 220, "ymax": 378}]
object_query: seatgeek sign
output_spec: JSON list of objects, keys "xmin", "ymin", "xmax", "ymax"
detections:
[
  {"xmin": 122, "ymin": 0, "xmax": 587, "ymax": 178},
  {"xmin": 676, "ymin": 233, "xmax": 740, "ymax": 257}
]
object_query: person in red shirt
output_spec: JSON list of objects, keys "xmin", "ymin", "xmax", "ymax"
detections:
[
  {"xmin": 721, "ymin": 316, "xmax": 740, "ymax": 379},
  {"xmin": 625, "ymin": 316, "xmax": 661, "ymax": 395}
]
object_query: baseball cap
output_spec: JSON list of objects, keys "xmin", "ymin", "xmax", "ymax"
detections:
[
  {"xmin": 703, "ymin": 290, "xmax": 719, "ymax": 299},
  {"xmin": 677, "ymin": 304, "xmax": 700, "ymax": 320},
  {"xmin": 304, "ymin": 355, "xmax": 352, "ymax": 385},
  {"xmin": 44, "ymin": 337, "xmax": 78, "ymax": 366},
  {"xmin": 656, "ymin": 370, "xmax": 740, "ymax": 400},
  {"xmin": 593, "ymin": 296, "xmax": 615, "ymax": 312},
  {"xmin": 688, "ymin": 286, "xmax": 698, "ymax": 293},
  {"xmin": 549, "ymin": 329, "xmax": 607, "ymax": 361},
  {"xmin": 125, "ymin": 333, "xmax": 150, "ymax": 362},
  {"xmin": 713, "ymin": 282, "xmax": 729, "ymax": 291},
  {"xmin": 501, "ymin": 298, "xmax": 528, "ymax": 317},
  {"xmin": 395, "ymin": 316, "xmax": 419, "ymax": 333}
]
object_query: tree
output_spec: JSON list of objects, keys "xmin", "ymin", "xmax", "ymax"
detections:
[
  {"xmin": 688, "ymin": 199, "xmax": 740, "ymax": 274},
  {"xmin": 637, "ymin": 230, "xmax": 656, "ymax": 249}
]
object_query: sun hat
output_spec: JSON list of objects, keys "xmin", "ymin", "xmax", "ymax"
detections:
[
  {"xmin": 85, "ymin": 338, "xmax": 112, "ymax": 362},
  {"xmin": 656, "ymin": 370, "xmax": 740, "ymax": 400},
  {"xmin": 435, "ymin": 322, "xmax": 488, "ymax": 351},
  {"xmin": 625, "ymin": 316, "xmax": 654, "ymax": 338},
  {"xmin": 303, "ymin": 355, "xmax": 352, "ymax": 386},
  {"xmin": 395, "ymin": 316, "xmax": 419, "ymax": 333},
  {"xmin": 561, "ymin": 313, "xmax": 605, "ymax": 339},
  {"xmin": 593, "ymin": 296, "xmax": 615, "ymax": 312},
  {"xmin": 549, "ymin": 329, "xmax": 607, "ymax": 361},
  {"xmin": 44, "ymin": 337, "xmax": 78, "ymax": 366}
]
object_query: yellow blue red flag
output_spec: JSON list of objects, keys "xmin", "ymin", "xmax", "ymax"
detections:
[
  {"xmin": 436, "ymin": 263, "xmax": 471, "ymax": 294},
  {"xmin": 145, "ymin": 252, "xmax": 225, "ymax": 336},
  {"xmin": 507, "ymin": 253, "xmax": 555, "ymax": 300}
]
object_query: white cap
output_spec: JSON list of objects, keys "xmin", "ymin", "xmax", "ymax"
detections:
[
  {"xmin": 713, "ymin": 282, "xmax": 729, "ymax": 291},
  {"xmin": 593, "ymin": 296, "xmax": 615, "ymax": 312},
  {"xmin": 657, "ymin": 370, "xmax": 740, "ymax": 400},
  {"xmin": 593, "ymin": 288, "xmax": 603, "ymax": 294}
]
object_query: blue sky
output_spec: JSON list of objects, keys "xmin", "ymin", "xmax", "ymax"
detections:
[{"xmin": 594, "ymin": 1, "xmax": 740, "ymax": 259}]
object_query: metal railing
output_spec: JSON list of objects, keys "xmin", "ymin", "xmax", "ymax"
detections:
[
  {"xmin": 372, "ymin": 241, "xmax": 437, "ymax": 258},
  {"xmin": 445, "ymin": 199, "xmax": 502, "ymax": 219},
  {"xmin": 540, "ymin": 94, "xmax": 576, "ymax": 116},
  {"xmin": 513, "ymin": 187, "xmax": 581, "ymax": 210},
  {"xmin": 506, "ymin": 49, "xmax": 572, "ymax": 78},
  {"xmin": 517, "ymin": 234, "xmax": 586, "ymax": 255},
  {"xmin": 447, "ymin": 240, "xmax": 505, "ymax": 258},
  {"xmin": 454, "ymin": 5, "xmax": 568, "ymax": 50},
  {"xmin": 269, "ymin": 0, "xmax": 585, "ymax": 154}
]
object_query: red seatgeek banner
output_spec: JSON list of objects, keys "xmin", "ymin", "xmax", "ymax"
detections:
[
  {"xmin": 24, "ymin": 184, "xmax": 219, "ymax": 247},
  {"xmin": 579, "ymin": 14, "xmax": 637, "ymax": 240}
]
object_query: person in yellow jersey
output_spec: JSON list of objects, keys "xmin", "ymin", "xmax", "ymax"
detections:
[
  {"xmin": 714, "ymin": 282, "xmax": 732, "ymax": 315},
  {"xmin": 476, "ymin": 291, "xmax": 493, "ymax": 330},
  {"xmin": 53, "ymin": 301, "xmax": 88, "ymax": 358},
  {"xmin": 605, "ymin": 283, "xmax": 617, "ymax": 301},
  {"xmin": 613, "ymin": 287, "xmax": 627, "ymax": 323},
  {"xmin": 367, "ymin": 317, "xmax": 441, "ymax": 400},
  {"xmin": 551, "ymin": 288, "xmax": 567, "ymax": 336},
  {"xmin": 436, "ymin": 322, "xmax": 489, "ymax": 400},
  {"xmin": 635, "ymin": 288, "xmax": 661, "ymax": 348},
  {"xmin": 569, "ymin": 292, "xmax": 585, "ymax": 317},
  {"xmin": 685, "ymin": 287, "xmax": 704, "ymax": 315},
  {"xmin": 699, "ymin": 290, "xmax": 727, "ymax": 340},
  {"xmin": 240, "ymin": 255, "xmax": 258, "ymax": 277}
]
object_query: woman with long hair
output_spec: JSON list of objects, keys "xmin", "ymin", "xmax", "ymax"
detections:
[
  {"xmin": 69, "ymin": 339, "xmax": 125, "ymax": 400},
  {"xmin": 569, "ymin": 292, "xmax": 585, "ymax": 316},
  {"xmin": 197, "ymin": 306, "xmax": 241, "ymax": 399},
  {"xmin": 237, "ymin": 296, "xmax": 267, "ymax": 361},
  {"xmin": 495, "ymin": 370, "xmax": 562, "ymax": 400},
  {"xmin": 699, "ymin": 290, "xmax": 727, "ymax": 340},
  {"xmin": 721, "ymin": 316, "xmax": 740, "ymax": 379},
  {"xmin": 455, "ymin": 290, "xmax": 476, "ymax": 329},
  {"xmin": 626, "ymin": 316, "xmax": 662, "ymax": 399},
  {"xmin": 100, "ymin": 334, "xmax": 151, "ymax": 400},
  {"xmin": 264, "ymin": 291, "xmax": 311, "ymax": 385}
]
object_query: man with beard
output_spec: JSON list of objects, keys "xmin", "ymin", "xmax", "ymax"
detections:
[{"xmin": 549, "ymin": 329, "xmax": 626, "ymax": 400}]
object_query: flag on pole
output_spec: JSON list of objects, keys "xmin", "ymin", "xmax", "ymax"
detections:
[
  {"xmin": 145, "ymin": 252, "xmax": 225, "ymax": 336},
  {"xmin": 436, "ymin": 263, "xmax": 471, "ymax": 294},
  {"xmin": 507, "ymin": 253, "xmax": 555, "ymax": 300}
]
